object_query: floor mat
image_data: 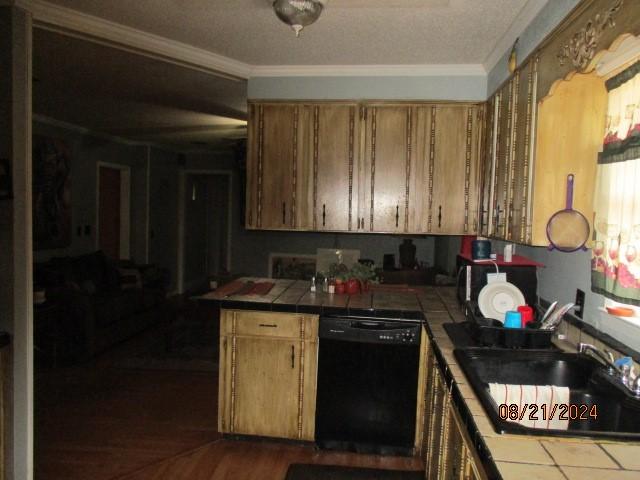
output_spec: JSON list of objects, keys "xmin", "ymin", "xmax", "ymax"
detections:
[{"xmin": 285, "ymin": 464, "xmax": 423, "ymax": 480}]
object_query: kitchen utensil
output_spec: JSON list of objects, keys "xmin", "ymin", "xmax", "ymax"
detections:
[
  {"xmin": 540, "ymin": 301, "xmax": 558, "ymax": 325},
  {"xmin": 477, "ymin": 281, "xmax": 526, "ymax": 322},
  {"xmin": 546, "ymin": 174, "xmax": 590, "ymax": 252},
  {"xmin": 541, "ymin": 302, "xmax": 574, "ymax": 330},
  {"xmin": 517, "ymin": 305, "xmax": 534, "ymax": 326},
  {"xmin": 504, "ymin": 311, "xmax": 522, "ymax": 328}
]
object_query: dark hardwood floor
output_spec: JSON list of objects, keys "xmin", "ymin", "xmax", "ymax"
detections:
[
  {"xmin": 35, "ymin": 365, "xmax": 220, "ymax": 480},
  {"xmin": 35, "ymin": 319, "xmax": 424, "ymax": 480},
  {"xmin": 119, "ymin": 439, "xmax": 423, "ymax": 480}
]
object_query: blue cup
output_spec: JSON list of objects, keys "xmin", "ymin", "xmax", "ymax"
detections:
[{"xmin": 504, "ymin": 311, "xmax": 522, "ymax": 329}]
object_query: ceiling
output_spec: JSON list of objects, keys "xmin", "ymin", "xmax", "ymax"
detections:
[
  {"xmin": 37, "ymin": 0, "xmax": 539, "ymax": 66},
  {"xmin": 33, "ymin": 29, "xmax": 247, "ymax": 151},
  {"xmin": 29, "ymin": 0, "xmax": 549, "ymax": 151}
]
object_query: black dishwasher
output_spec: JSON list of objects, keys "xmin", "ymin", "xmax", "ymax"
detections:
[{"xmin": 315, "ymin": 315, "xmax": 421, "ymax": 456}]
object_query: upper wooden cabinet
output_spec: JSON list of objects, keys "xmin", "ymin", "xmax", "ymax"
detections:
[
  {"xmin": 481, "ymin": 55, "xmax": 607, "ymax": 246},
  {"xmin": 428, "ymin": 104, "xmax": 483, "ymax": 235},
  {"xmin": 361, "ymin": 105, "xmax": 412, "ymax": 233},
  {"xmin": 245, "ymin": 103, "xmax": 301, "ymax": 230},
  {"xmin": 301, "ymin": 104, "xmax": 360, "ymax": 232},
  {"xmin": 246, "ymin": 100, "xmax": 484, "ymax": 235}
]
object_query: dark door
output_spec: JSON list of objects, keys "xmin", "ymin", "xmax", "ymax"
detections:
[{"xmin": 98, "ymin": 166, "xmax": 121, "ymax": 259}]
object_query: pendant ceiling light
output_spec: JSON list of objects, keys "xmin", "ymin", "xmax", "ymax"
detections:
[{"xmin": 273, "ymin": 0, "xmax": 326, "ymax": 37}]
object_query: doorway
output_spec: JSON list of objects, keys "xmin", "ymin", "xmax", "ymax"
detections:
[
  {"xmin": 178, "ymin": 171, "xmax": 232, "ymax": 293},
  {"xmin": 96, "ymin": 162, "xmax": 131, "ymax": 260}
]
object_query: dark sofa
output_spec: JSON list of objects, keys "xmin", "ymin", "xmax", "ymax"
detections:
[{"xmin": 35, "ymin": 251, "xmax": 169, "ymax": 361}]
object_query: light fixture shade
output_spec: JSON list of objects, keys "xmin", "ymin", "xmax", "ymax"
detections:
[{"xmin": 273, "ymin": 0, "xmax": 325, "ymax": 37}]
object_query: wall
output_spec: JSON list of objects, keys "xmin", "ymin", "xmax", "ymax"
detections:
[
  {"xmin": 148, "ymin": 148, "xmax": 181, "ymax": 290},
  {"xmin": 486, "ymin": 0, "xmax": 581, "ymax": 95},
  {"xmin": 249, "ymin": 74, "xmax": 487, "ymax": 101},
  {"xmin": 33, "ymin": 120, "xmax": 150, "ymax": 263},
  {"xmin": 32, "ymin": 120, "xmax": 188, "ymax": 291}
]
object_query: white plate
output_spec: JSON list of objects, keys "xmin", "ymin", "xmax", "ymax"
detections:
[{"xmin": 477, "ymin": 282, "xmax": 526, "ymax": 323}]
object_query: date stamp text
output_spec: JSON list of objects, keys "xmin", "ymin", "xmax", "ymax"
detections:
[{"xmin": 498, "ymin": 403, "xmax": 598, "ymax": 421}]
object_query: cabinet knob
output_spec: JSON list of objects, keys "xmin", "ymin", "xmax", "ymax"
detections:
[
  {"xmin": 322, "ymin": 204, "xmax": 326, "ymax": 227},
  {"xmin": 291, "ymin": 345, "xmax": 295, "ymax": 369},
  {"xmin": 282, "ymin": 202, "xmax": 286, "ymax": 225},
  {"xmin": 396, "ymin": 205, "xmax": 399, "ymax": 228},
  {"xmin": 438, "ymin": 205, "xmax": 442, "ymax": 228}
]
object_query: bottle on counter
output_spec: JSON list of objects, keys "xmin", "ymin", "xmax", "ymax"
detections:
[
  {"xmin": 310, "ymin": 276, "xmax": 317, "ymax": 293},
  {"xmin": 323, "ymin": 277, "xmax": 329, "ymax": 293}
]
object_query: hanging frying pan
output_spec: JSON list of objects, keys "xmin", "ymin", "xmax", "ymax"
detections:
[{"xmin": 546, "ymin": 174, "xmax": 590, "ymax": 252}]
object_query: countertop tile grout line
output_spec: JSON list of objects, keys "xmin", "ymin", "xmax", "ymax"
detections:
[{"xmin": 597, "ymin": 443, "xmax": 625, "ymax": 470}]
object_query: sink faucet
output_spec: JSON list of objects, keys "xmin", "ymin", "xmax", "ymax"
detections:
[
  {"xmin": 578, "ymin": 343, "xmax": 623, "ymax": 375},
  {"xmin": 579, "ymin": 343, "xmax": 640, "ymax": 396}
]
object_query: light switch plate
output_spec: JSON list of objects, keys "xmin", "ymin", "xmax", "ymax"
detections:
[{"xmin": 487, "ymin": 272, "xmax": 507, "ymax": 284}]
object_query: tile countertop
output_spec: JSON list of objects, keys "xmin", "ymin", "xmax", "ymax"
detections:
[
  {"xmin": 200, "ymin": 279, "xmax": 640, "ymax": 479},
  {"xmin": 197, "ymin": 277, "xmax": 447, "ymax": 317}
]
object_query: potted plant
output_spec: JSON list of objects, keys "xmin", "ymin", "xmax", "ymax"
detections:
[{"xmin": 347, "ymin": 262, "xmax": 378, "ymax": 294}]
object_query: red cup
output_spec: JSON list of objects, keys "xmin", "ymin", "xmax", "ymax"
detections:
[{"xmin": 517, "ymin": 305, "xmax": 534, "ymax": 327}]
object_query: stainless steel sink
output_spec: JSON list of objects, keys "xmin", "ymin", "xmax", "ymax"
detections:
[{"xmin": 454, "ymin": 348, "xmax": 640, "ymax": 439}]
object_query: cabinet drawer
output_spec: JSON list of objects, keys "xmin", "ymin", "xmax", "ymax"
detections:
[{"xmin": 221, "ymin": 310, "xmax": 318, "ymax": 340}]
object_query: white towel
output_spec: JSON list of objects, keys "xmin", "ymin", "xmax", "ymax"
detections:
[{"xmin": 489, "ymin": 383, "xmax": 570, "ymax": 430}]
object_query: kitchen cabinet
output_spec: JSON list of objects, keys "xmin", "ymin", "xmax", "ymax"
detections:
[
  {"xmin": 491, "ymin": 78, "xmax": 516, "ymax": 239},
  {"xmin": 481, "ymin": 55, "xmax": 607, "ymax": 246},
  {"xmin": 441, "ymin": 402, "xmax": 487, "ymax": 480},
  {"xmin": 361, "ymin": 104, "xmax": 412, "ymax": 233},
  {"xmin": 423, "ymin": 343, "xmax": 486, "ymax": 480},
  {"xmin": 246, "ymin": 101, "xmax": 484, "ymax": 235},
  {"xmin": 413, "ymin": 104, "xmax": 483, "ymax": 234},
  {"xmin": 296, "ymin": 103, "xmax": 360, "ymax": 231},
  {"xmin": 507, "ymin": 57, "xmax": 538, "ymax": 243},
  {"xmin": 218, "ymin": 310, "xmax": 318, "ymax": 440},
  {"xmin": 245, "ymin": 103, "xmax": 307, "ymax": 230},
  {"xmin": 478, "ymin": 95, "xmax": 496, "ymax": 237}
]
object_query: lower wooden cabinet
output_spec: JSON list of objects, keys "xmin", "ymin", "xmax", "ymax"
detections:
[
  {"xmin": 424, "ymin": 344, "xmax": 487, "ymax": 480},
  {"xmin": 218, "ymin": 310, "xmax": 318, "ymax": 441}
]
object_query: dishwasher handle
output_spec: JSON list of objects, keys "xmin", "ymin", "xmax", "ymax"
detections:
[{"xmin": 350, "ymin": 321, "xmax": 411, "ymax": 331}]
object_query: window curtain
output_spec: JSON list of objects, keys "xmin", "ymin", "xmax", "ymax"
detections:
[{"xmin": 591, "ymin": 61, "xmax": 640, "ymax": 305}]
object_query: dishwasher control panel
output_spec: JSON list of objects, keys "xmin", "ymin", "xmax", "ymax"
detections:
[{"xmin": 319, "ymin": 316, "xmax": 422, "ymax": 345}]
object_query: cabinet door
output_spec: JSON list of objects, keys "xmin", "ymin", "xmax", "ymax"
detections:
[
  {"xmin": 362, "ymin": 105, "xmax": 412, "ymax": 232},
  {"xmin": 218, "ymin": 310, "xmax": 318, "ymax": 440},
  {"xmin": 429, "ymin": 105, "xmax": 482, "ymax": 234},
  {"xmin": 249, "ymin": 104, "xmax": 299, "ymax": 230},
  {"xmin": 245, "ymin": 104, "xmax": 259, "ymax": 229},
  {"xmin": 449, "ymin": 402, "xmax": 488, "ymax": 480},
  {"xmin": 230, "ymin": 336, "xmax": 301, "ymax": 438},
  {"xmin": 425, "ymin": 361, "xmax": 448, "ymax": 480},
  {"xmin": 507, "ymin": 57, "xmax": 539, "ymax": 243},
  {"xmin": 479, "ymin": 96, "xmax": 497, "ymax": 237},
  {"xmin": 492, "ymin": 79, "xmax": 516, "ymax": 239},
  {"xmin": 300, "ymin": 104, "xmax": 359, "ymax": 231}
]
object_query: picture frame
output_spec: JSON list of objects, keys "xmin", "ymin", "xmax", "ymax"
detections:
[
  {"xmin": 0, "ymin": 158, "xmax": 11, "ymax": 200},
  {"xmin": 268, "ymin": 253, "xmax": 317, "ymax": 280}
]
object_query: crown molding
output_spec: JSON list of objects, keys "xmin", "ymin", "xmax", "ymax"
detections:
[
  {"xmin": 250, "ymin": 64, "xmax": 487, "ymax": 77},
  {"xmin": 483, "ymin": 0, "xmax": 549, "ymax": 74},
  {"xmin": 15, "ymin": 0, "xmax": 252, "ymax": 80},
  {"xmin": 17, "ymin": 0, "xmax": 489, "ymax": 81}
]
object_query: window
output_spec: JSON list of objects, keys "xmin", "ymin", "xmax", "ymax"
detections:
[{"xmin": 591, "ymin": 60, "xmax": 640, "ymax": 307}]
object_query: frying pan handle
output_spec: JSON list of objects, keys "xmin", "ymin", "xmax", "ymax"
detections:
[{"xmin": 566, "ymin": 174, "xmax": 574, "ymax": 210}]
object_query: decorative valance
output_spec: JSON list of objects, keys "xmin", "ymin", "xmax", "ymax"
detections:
[{"xmin": 592, "ymin": 61, "xmax": 640, "ymax": 306}]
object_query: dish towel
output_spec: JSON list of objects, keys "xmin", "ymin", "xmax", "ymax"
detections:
[{"xmin": 489, "ymin": 383, "xmax": 570, "ymax": 430}]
